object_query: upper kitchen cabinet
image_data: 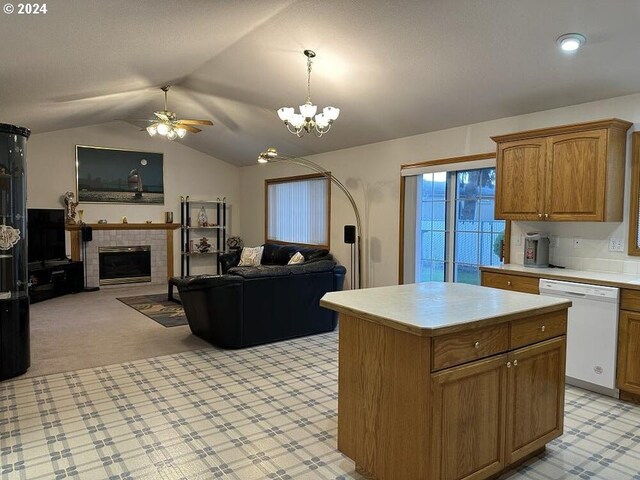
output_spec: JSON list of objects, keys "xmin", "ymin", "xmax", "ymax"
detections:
[{"xmin": 493, "ymin": 119, "xmax": 632, "ymax": 221}]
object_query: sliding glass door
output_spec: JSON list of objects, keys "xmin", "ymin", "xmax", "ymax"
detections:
[{"xmin": 411, "ymin": 167, "xmax": 504, "ymax": 285}]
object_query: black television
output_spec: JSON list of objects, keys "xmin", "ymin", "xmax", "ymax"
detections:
[{"xmin": 28, "ymin": 209, "xmax": 67, "ymax": 265}]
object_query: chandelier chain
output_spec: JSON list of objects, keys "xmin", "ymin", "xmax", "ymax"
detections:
[{"xmin": 306, "ymin": 55, "xmax": 313, "ymax": 104}]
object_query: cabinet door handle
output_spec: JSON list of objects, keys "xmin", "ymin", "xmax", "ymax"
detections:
[
  {"xmin": 513, "ymin": 360, "xmax": 518, "ymax": 366},
  {"xmin": 544, "ymin": 213, "xmax": 549, "ymax": 219},
  {"xmin": 507, "ymin": 281, "xmax": 512, "ymax": 286},
  {"xmin": 538, "ymin": 213, "xmax": 542, "ymax": 219},
  {"xmin": 541, "ymin": 325, "xmax": 546, "ymax": 332},
  {"xmin": 474, "ymin": 341, "xmax": 480, "ymax": 349},
  {"xmin": 507, "ymin": 361, "xmax": 512, "ymax": 368}
]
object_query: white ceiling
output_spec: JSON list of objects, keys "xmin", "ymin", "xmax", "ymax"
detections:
[{"xmin": 2, "ymin": 0, "xmax": 640, "ymax": 166}]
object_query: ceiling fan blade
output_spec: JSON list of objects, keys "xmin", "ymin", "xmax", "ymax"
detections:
[
  {"xmin": 177, "ymin": 124, "xmax": 202, "ymax": 133},
  {"xmin": 124, "ymin": 118, "xmax": 156, "ymax": 123},
  {"xmin": 177, "ymin": 119, "xmax": 214, "ymax": 126}
]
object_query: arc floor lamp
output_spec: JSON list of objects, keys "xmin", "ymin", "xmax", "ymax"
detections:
[{"xmin": 258, "ymin": 147, "xmax": 363, "ymax": 289}]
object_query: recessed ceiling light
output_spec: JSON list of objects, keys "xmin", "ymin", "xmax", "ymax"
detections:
[{"xmin": 556, "ymin": 33, "xmax": 586, "ymax": 52}]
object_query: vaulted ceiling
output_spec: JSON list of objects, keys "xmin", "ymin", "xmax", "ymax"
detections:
[{"xmin": 2, "ymin": 0, "xmax": 640, "ymax": 166}]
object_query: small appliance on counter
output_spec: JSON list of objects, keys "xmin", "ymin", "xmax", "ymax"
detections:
[{"xmin": 524, "ymin": 232, "xmax": 549, "ymax": 267}]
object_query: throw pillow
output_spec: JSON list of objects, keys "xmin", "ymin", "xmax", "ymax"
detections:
[
  {"xmin": 287, "ymin": 252, "xmax": 305, "ymax": 265},
  {"xmin": 238, "ymin": 246, "xmax": 264, "ymax": 266}
]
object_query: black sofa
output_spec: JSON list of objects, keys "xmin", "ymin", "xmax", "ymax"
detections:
[{"xmin": 174, "ymin": 244, "xmax": 346, "ymax": 348}]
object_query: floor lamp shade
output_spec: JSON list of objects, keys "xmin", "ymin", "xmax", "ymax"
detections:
[{"xmin": 344, "ymin": 225, "xmax": 356, "ymax": 244}]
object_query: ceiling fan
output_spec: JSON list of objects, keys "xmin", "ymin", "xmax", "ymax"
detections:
[{"xmin": 143, "ymin": 86, "xmax": 213, "ymax": 140}]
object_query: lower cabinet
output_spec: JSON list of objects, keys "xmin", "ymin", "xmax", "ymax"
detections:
[
  {"xmin": 506, "ymin": 337, "xmax": 566, "ymax": 463},
  {"xmin": 617, "ymin": 310, "xmax": 640, "ymax": 395},
  {"xmin": 431, "ymin": 337, "xmax": 566, "ymax": 480}
]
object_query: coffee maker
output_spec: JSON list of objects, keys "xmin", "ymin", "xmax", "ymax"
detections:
[{"xmin": 524, "ymin": 232, "xmax": 550, "ymax": 268}]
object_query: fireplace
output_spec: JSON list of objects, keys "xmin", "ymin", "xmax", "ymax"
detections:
[{"xmin": 98, "ymin": 246, "xmax": 151, "ymax": 285}]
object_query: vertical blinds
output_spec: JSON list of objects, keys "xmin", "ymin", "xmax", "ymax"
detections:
[{"xmin": 267, "ymin": 176, "xmax": 329, "ymax": 246}]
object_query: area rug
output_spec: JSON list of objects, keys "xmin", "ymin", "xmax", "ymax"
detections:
[{"xmin": 117, "ymin": 293, "xmax": 188, "ymax": 327}]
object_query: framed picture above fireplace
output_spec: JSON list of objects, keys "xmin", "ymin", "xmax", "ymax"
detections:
[{"xmin": 76, "ymin": 145, "xmax": 164, "ymax": 204}]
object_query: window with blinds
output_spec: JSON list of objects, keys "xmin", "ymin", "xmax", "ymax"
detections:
[{"xmin": 265, "ymin": 173, "xmax": 330, "ymax": 248}]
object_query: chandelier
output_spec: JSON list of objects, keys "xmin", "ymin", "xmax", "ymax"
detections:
[{"xmin": 277, "ymin": 50, "xmax": 340, "ymax": 137}]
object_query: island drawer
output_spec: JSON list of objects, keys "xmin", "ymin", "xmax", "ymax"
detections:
[
  {"xmin": 510, "ymin": 311, "xmax": 567, "ymax": 349},
  {"xmin": 432, "ymin": 324, "xmax": 510, "ymax": 371},
  {"xmin": 481, "ymin": 272, "xmax": 539, "ymax": 294}
]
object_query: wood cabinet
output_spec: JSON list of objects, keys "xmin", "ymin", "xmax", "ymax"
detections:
[
  {"xmin": 481, "ymin": 271, "xmax": 539, "ymax": 294},
  {"xmin": 493, "ymin": 119, "xmax": 631, "ymax": 222},
  {"xmin": 617, "ymin": 289, "xmax": 640, "ymax": 398},
  {"xmin": 431, "ymin": 329, "xmax": 566, "ymax": 480},
  {"xmin": 506, "ymin": 337, "xmax": 566, "ymax": 463},
  {"xmin": 333, "ymin": 305, "xmax": 568, "ymax": 480},
  {"xmin": 431, "ymin": 355, "xmax": 508, "ymax": 480}
]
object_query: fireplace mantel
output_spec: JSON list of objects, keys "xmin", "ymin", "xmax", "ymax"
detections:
[
  {"xmin": 66, "ymin": 223, "xmax": 180, "ymax": 231},
  {"xmin": 66, "ymin": 223, "xmax": 180, "ymax": 279}
]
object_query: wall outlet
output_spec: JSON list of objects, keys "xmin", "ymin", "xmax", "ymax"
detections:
[
  {"xmin": 609, "ymin": 237, "xmax": 624, "ymax": 252},
  {"xmin": 550, "ymin": 235, "xmax": 559, "ymax": 248},
  {"xmin": 573, "ymin": 237, "xmax": 583, "ymax": 249},
  {"xmin": 514, "ymin": 234, "xmax": 523, "ymax": 247}
]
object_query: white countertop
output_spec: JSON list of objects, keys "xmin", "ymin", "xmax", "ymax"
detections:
[
  {"xmin": 481, "ymin": 264, "xmax": 640, "ymax": 288},
  {"xmin": 320, "ymin": 282, "xmax": 571, "ymax": 337}
]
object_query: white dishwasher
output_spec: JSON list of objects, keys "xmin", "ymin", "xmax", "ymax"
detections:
[{"xmin": 538, "ymin": 279, "xmax": 619, "ymax": 398}]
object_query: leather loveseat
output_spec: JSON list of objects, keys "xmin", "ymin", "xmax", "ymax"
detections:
[{"xmin": 174, "ymin": 243, "xmax": 346, "ymax": 348}]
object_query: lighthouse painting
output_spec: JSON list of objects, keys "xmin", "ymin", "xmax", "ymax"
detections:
[{"xmin": 76, "ymin": 145, "xmax": 164, "ymax": 204}]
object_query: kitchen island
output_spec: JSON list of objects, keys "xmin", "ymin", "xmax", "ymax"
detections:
[{"xmin": 320, "ymin": 282, "xmax": 571, "ymax": 480}]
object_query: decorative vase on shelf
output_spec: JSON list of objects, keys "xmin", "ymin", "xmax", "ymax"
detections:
[{"xmin": 197, "ymin": 206, "xmax": 208, "ymax": 227}]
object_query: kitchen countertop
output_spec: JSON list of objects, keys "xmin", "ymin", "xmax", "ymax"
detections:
[
  {"xmin": 320, "ymin": 282, "xmax": 571, "ymax": 337},
  {"xmin": 480, "ymin": 264, "xmax": 640, "ymax": 289}
]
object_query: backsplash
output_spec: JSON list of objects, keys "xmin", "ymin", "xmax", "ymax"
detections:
[{"xmin": 510, "ymin": 221, "xmax": 640, "ymax": 274}]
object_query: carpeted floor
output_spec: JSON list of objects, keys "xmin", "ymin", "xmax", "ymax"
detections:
[
  {"xmin": 117, "ymin": 293, "xmax": 187, "ymax": 327},
  {"xmin": 23, "ymin": 284, "xmax": 209, "ymax": 379}
]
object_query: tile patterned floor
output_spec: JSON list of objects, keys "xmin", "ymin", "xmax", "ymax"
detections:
[{"xmin": 1, "ymin": 331, "xmax": 639, "ymax": 479}]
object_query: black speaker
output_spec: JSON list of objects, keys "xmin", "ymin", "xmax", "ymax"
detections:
[
  {"xmin": 344, "ymin": 225, "xmax": 356, "ymax": 244},
  {"xmin": 81, "ymin": 226, "xmax": 93, "ymax": 242}
]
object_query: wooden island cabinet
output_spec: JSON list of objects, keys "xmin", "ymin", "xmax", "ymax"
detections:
[{"xmin": 321, "ymin": 283, "xmax": 570, "ymax": 480}]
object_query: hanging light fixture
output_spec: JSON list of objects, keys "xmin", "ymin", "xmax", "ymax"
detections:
[
  {"xmin": 144, "ymin": 86, "xmax": 211, "ymax": 140},
  {"xmin": 277, "ymin": 50, "xmax": 340, "ymax": 137}
]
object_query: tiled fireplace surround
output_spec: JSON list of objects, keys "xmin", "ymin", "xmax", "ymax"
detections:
[
  {"xmin": 68, "ymin": 224, "xmax": 177, "ymax": 288},
  {"xmin": 85, "ymin": 230, "xmax": 166, "ymax": 287}
]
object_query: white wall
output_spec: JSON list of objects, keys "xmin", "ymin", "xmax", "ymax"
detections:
[
  {"xmin": 27, "ymin": 121, "xmax": 241, "ymax": 275},
  {"xmin": 240, "ymin": 93, "xmax": 640, "ymax": 288}
]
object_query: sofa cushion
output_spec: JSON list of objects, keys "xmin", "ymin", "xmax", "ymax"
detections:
[
  {"xmin": 227, "ymin": 265, "xmax": 292, "ymax": 278},
  {"xmin": 288, "ymin": 259, "xmax": 337, "ymax": 274},
  {"xmin": 287, "ymin": 252, "xmax": 305, "ymax": 265},
  {"xmin": 238, "ymin": 246, "xmax": 264, "ymax": 266},
  {"xmin": 219, "ymin": 250, "xmax": 241, "ymax": 273},
  {"xmin": 261, "ymin": 243, "xmax": 330, "ymax": 265}
]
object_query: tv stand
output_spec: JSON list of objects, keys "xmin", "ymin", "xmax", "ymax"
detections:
[{"xmin": 28, "ymin": 261, "xmax": 84, "ymax": 303}]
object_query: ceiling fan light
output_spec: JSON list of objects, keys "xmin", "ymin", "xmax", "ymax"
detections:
[
  {"xmin": 300, "ymin": 103, "xmax": 317, "ymax": 118},
  {"xmin": 176, "ymin": 127, "xmax": 187, "ymax": 138},
  {"xmin": 277, "ymin": 107, "xmax": 294, "ymax": 122},
  {"xmin": 146, "ymin": 125, "xmax": 157, "ymax": 136},
  {"xmin": 324, "ymin": 106, "xmax": 340, "ymax": 121},
  {"xmin": 166, "ymin": 129, "xmax": 178, "ymax": 140},
  {"xmin": 157, "ymin": 123, "xmax": 170, "ymax": 136},
  {"xmin": 290, "ymin": 114, "xmax": 305, "ymax": 129}
]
